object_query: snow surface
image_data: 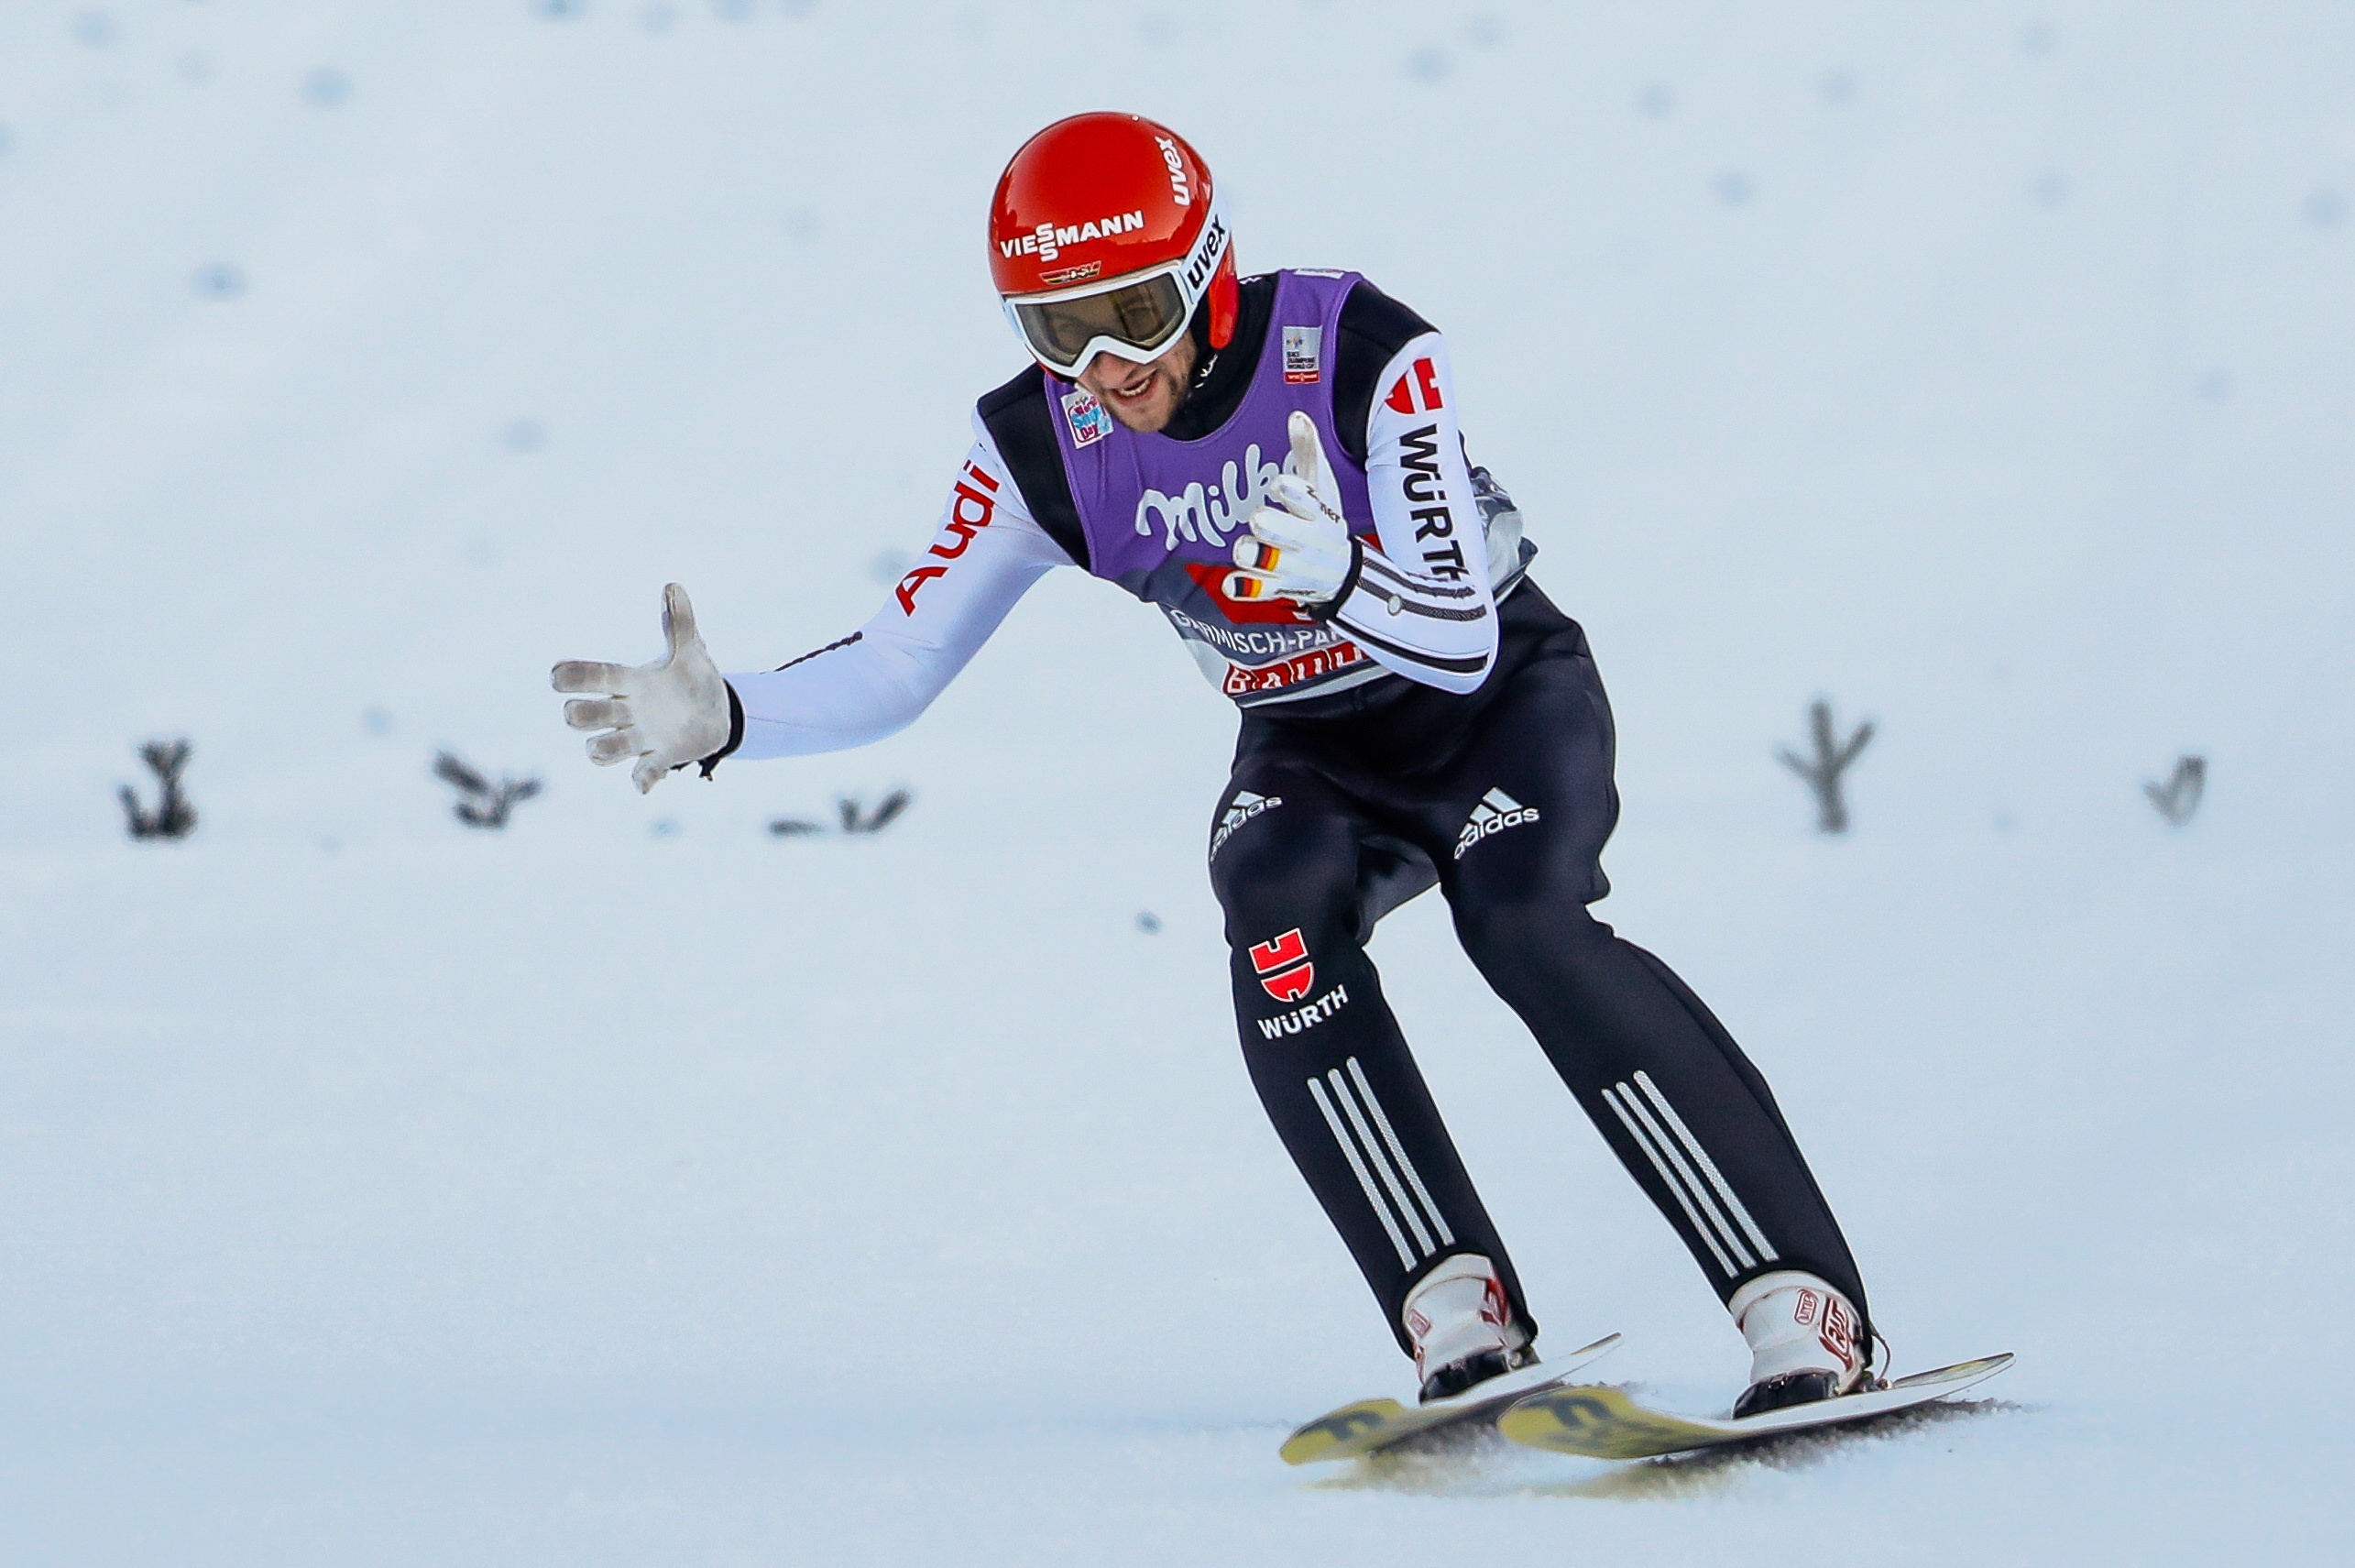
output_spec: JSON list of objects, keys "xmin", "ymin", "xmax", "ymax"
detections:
[{"xmin": 5, "ymin": 2, "xmax": 2353, "ymax": 1562}]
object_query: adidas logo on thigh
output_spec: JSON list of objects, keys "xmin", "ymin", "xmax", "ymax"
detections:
[{"xmin": 1453, "ymin": 787, "xmax": 1539, "ymax": 861}]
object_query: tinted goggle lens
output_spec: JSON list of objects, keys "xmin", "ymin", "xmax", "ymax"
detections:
[{"xmin": 1013, "ymin": 273, "xmax": 1189, "ymax": 369}]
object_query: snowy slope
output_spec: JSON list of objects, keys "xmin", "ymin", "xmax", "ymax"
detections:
[{"xmin": 3, "ymin": 2, "xmax": 2352, "ymax": 1563}]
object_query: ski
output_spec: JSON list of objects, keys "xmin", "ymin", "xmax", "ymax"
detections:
[
  {"xmin": 1495, "ymin": 1352, "xmax": 2013, "ymax": 1462},
  {"xmin": 1279, "ymin": 1332, "xmax": 1623, "ymax": 1465}
]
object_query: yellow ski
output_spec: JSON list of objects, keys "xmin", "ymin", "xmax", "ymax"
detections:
[
  {"xmin": 1497, "ymin": 1354, "xmax": 2014, "ymax": 1462},
  {"xmin": 1279, "ymin": 1333, "xmax": 1622, "ymax": 1465}
]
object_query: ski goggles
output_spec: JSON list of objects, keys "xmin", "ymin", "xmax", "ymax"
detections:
[{"xmin": 1002, "ymin": 201, "xmax": 1229, "ymax": 379}]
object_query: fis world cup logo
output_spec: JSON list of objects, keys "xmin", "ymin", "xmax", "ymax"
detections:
[
  {"xmin": 1453, "ymin": 787, "xmax": 1539, "ymax": 861},
  {"xmin": 1249, "ymin": 927, "xmax": 1315, "ymax": 1003},
  {"xmin": 1281, "ymin": 325, "xmax": 1321, "ymax": 385}
]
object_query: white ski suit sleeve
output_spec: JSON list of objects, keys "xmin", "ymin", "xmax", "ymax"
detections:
[
  {"xmin": 726, "ymin": 423, "xmax": 1071, "ymax": 760},
  {"xmin": 1317, "ymin": 333, "xmax": 1502, "ymax": 694}
]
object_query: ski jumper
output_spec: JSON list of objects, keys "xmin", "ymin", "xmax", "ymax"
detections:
[{"xmin": 722, "ymin": 271, "xmax": 1871, "ymax": 1360}]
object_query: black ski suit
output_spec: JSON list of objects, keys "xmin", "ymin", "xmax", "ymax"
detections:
[{"xmin": 1209, "ymin": 582, "xmax": 1869, "ymax": 1353}]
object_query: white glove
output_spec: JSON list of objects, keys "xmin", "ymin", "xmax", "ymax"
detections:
[
  {"xmin": 1224, "ymin": 410, "xmax": 1359, "ymax": 608},
  {"xmin": 552, "ymin": 583, "xmax": 733, "ymax": 794}
]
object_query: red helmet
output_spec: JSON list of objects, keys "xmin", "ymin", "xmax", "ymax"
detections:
[{"xmin": 989, "ymin": 112, "xmax": 1238, "ymax": 380}]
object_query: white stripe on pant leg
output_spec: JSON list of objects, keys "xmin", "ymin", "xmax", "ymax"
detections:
[
  {"xmin": 1328, "ymin": 1069, "xmax": 1436, "ymax": 1258},
  {"xmin": 1633, "ymin": 1070, "xmax": 1780, "ymax": 1265},
  {"xmin": 1309, "ymin": 1076, "xmax": 1416, "ymax": 1269},
  {"xmin": 1345, "ymin": 1057, "xmax": 1456, "ymax": 1248},
  {"xmin": 1604, "ymin": 1085, "xmax": 1736, "ymax": 1276},
  {"xmin": 1617, "ymin": 1081, "xmax": 1758, "ymax": 1271}
]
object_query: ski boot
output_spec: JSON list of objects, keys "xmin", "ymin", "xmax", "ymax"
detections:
[
  {"xmin": 1729, "ymin": 1271, "xmax": 1879, "ymax": 1418},
  {"xmin": 1405, "ymin": 1254, "xmax": 1533, "ymax": 1403}
]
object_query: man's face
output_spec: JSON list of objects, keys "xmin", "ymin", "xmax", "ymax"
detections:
[{"xmin": 1077, "ymin": 333, "xmax": 1198, "ymax": 434}]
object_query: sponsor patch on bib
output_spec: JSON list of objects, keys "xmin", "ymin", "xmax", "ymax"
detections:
[
  {"xmin": 1282, "ymin": 325, "xmax": 1322, "ymax": 384},
  {"xmin": 1061, "ymin": 387, "xmax": 1113, "ymax": 447}
]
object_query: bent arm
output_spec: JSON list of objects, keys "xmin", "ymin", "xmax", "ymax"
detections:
[
  {"xmin": 728, "ymin": 433, "xmax": 1070, "ymax": 760},
  {"xmin": 1329, "ymin": 333, "xmax": 1500, "ymax": 694}
]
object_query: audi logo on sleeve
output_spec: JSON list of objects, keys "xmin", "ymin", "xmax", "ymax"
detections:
[{"xmin": 897, "ymin": 460, "xmax": 1003, "ymax": 613}]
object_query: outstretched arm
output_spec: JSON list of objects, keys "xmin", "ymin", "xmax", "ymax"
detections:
[
  {"xmin": 726, "ymin": 433, "xmax": 1070, "ymax": 759},
  {"xmin": 553, "ymin": 429, "xmax": 1070, "ymax": 786}
]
